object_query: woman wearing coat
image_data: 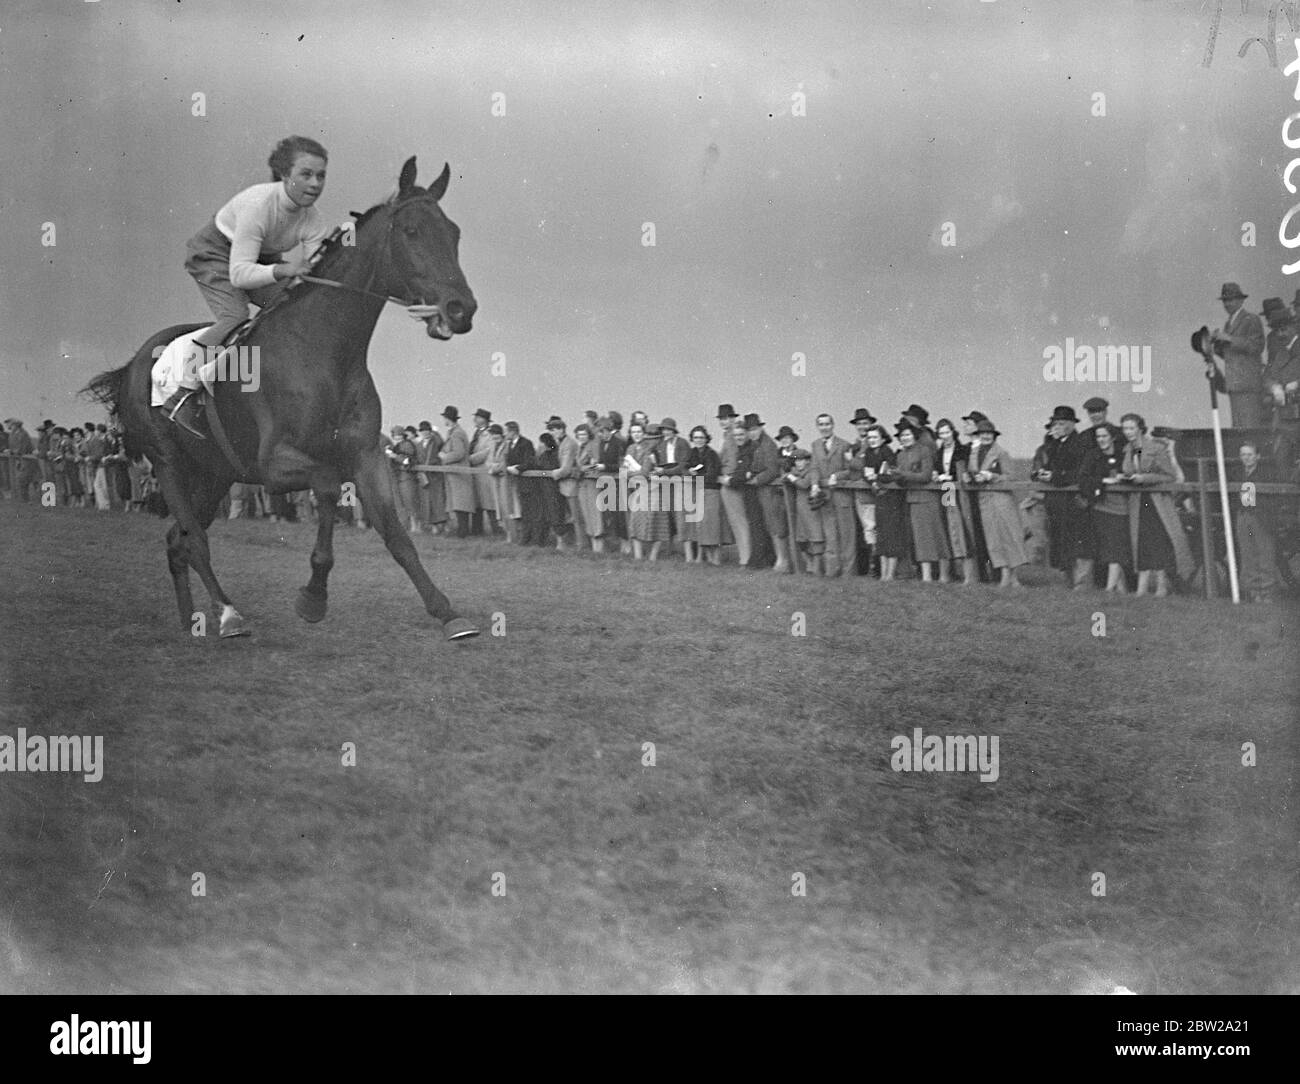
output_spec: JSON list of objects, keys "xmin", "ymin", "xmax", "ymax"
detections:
[
  {"xmin": 468, "ymin": 410, "xmax": 497, "ymax": 535},
  {"xmin": 437, "ymin": 406, "xmax": 475, "ymax": 537},
  {"xmin": 933, "ymin": 419, "xmax": 978, "ymax": 585},
  {"xmin": 574, "ymin": 421, "xmax": 607, "ymax": 553},
  {"xmin": 1077, "ymin": 424, "xmax": 1131, "ymax": 593},
  {"xmin": 624, "ymin": 421, "xmax": 670, "ymax": 560},
  {"xmin": 1119, "ymin": 413, "xmax": 1194, "ymax": 596},
  {"xmin": 893, "ymin": 420, "xmax": 951, "ymax": 582},
  {"xmin": 681, "ymin": 425, "xmax": 724, "ymax": 564},
  {"xmin": 416, "ymin": 421, "xmax": 447, "ymax": 535},
  {"xmin": 486, "ymin": 424, "xmax": 512, "ymax": 540},
  {"xmin": 855, "ymin": 424, "xmax": 907, "ymax": 580},
  {"xmin": 385, "ymin": 425, "xmax": 421, "ymax": 534},
  {"xmin": 968, "ymin": 418, "xmax": 1027, "ymax": 587}
]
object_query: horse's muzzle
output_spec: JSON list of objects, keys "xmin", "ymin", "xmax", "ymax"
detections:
[{"xmin": 444, "ymin": 299, "xmax": 474, "ymax": 334}]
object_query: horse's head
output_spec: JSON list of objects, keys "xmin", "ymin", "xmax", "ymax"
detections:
[{"xmin": 376, "ymin": 156, "xmax": 477, "ymax": 339}]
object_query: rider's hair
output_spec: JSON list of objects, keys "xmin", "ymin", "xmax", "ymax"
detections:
[{"xmin": 268, "ymin": 136, "xmax": 329, "ymax": 181}]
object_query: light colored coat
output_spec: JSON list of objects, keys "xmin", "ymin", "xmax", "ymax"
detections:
[
  {"xmin": 468, "ymin": 426, "xmax": 495, "ymax": 511},
  {"xmin": 438, "ymin": 422, "xmax": 476, "ymax": 513},
  {"xmin": 554, "ymin": 433, "xmax": 582, "ymax": 497},
  {"xmin": 1122, "ymin": 435, "xmax": 1195, "ymax": 579}
]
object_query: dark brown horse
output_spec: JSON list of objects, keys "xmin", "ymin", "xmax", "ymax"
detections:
[{"xmin": 87, "ymin": 157, "xmax": 481, "ymax": 641}]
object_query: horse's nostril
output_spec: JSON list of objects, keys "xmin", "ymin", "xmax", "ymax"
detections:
[{"xmin": 446, "ymin": 301, "xmax": 464, "ymax": 320}]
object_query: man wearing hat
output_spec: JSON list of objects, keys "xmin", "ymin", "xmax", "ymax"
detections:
[
  {"xmin": 35, "ymin": 420, "xmax": 56, "ymax": 488},
  {"xmin": 1035, "ymin": 406, "xmax": 1093, "ymax": 587},
  {"xmin": 466, "ymin": 408, "xmax": 496, "ymax": 535},
  {"xmin": 599, "ymin": 413, "xmax": 630, "ymax": 549},
  {"xmin": 1212, "ymin": 283, "xmax": 1266, "ymax": 428},
  {"xmin": 1081, "ymin": 397, "xmax": 1124, "ymax": 452},
  {"xmin": 437, "ymin": 406, "xmax": 476, "ymax": 537},
  {"xmin": 740, "ymin": 413, "xmax": 792, "ymax": 573},
  {"xmin": 715, "ymin": 404, "xmax": 751, "ymax": 567},
  {"xmin": 810, "ymin": 413, "xmax": 858, "ymax": 577}
]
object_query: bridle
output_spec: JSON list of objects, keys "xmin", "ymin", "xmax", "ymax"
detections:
[{"xmin": 298, "ymin": 195, "xmax": 441, "ymax": 308}]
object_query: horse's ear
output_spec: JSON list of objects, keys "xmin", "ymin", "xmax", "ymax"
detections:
[
  {"xmin": 398, "ymin": 156, "xmax": 418, "ymax": 194},
  {"xmin": 427, "ymin": 162, "xmax": 451, "ymax": 201}
]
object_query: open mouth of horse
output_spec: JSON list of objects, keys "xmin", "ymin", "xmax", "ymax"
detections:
[{"xmin": 424, "ymin": 312, "xmax": 453, "ymax": 340}]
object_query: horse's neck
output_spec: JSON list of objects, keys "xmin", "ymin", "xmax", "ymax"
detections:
[{"xmin": 268, "ymin": 238, "xmax": 389, "ymax": 368}]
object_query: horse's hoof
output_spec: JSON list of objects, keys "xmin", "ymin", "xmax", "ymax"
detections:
[
  {"xmin": 443, "ymin": 617, "xmax": 480, "ymax": 641},
  {"xmin": 295, "ymin": 588, "xmax": 328, "ymax": 623},
  {"xmin": 219, "ymin": 612, "xmax": 251, "ymax": 638}
]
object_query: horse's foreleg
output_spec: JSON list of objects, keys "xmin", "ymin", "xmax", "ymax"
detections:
[
  {"xmin": 155, "ymin": 462, "xmax": 247, "ymax": 639},
  {"xmin": 296, "ymin": 474, "xmax": 338, "ymax": 623},
  {"xmin": 353, "ymin": 450, "xmax": 479, "ymax": 640}
]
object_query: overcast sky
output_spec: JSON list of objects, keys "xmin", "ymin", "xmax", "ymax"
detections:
[{"xmin": 0, "ymin": 0, "xmax": 1293, "ymax": 449}]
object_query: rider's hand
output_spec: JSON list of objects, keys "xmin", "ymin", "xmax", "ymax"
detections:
[{"xmin": 274, "ymin": 255, "xmax": 313, "ymax": 281}]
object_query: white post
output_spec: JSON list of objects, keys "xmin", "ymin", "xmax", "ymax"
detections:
[{"xmin": 1210, "ymin": 405, "xmax": 1241, "ymax": 604}]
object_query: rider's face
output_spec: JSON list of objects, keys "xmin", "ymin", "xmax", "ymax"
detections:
[{"xmin": 284, "ymin": 155, "xmax": 327, "ymax": 208}]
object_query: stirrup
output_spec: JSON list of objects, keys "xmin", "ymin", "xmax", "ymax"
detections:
[{"xmin": 166, "ymin": 389, "xmax": 207, "ymax": 439}]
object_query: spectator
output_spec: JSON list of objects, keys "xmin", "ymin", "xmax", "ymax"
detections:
[
  {"xmin": 574, "ymin": 421, "xmax": 607, "ymax": 553},
  {"xmin": 601, "ymin": 412, "xmax": 630, "ymax": 551},
  {"xmin": 933, "ymin": 418, "xmax": 978, "ymax": 585},
  {"xmin": 1082, "ymin": 396, "xmax": 1125, "ymax": 453},
  {"xmin": 845, "ymin": 408, "xmax": 879, "ymax": 573},
  {"xmin": 1119, "ymin": 412, "xmax": 1195, "ymax": 596},
  {"xmin": 624, "ymin": 420, "xmax": 670, "ymax": 560},
  {"xmin": 650, "ymin": 417, "xmax": 690, "ymax": 554},
  {"xmin": 810, "ymin": 412, "xmax": 858, "ymax": 578},
  {"xmin": 35, "ymin": 420, "xmax": 55, "ymax": 488},
  {"xmin": 1077, "ymin": 423, "xmax": 1132, "ymax": 593},
  {"xmin": 547, "ymin": 415, "xmax": 586, "ymax": 551},
  {"xmin": 681, "ymin": 424, "xmax": 724, "ymax": 565},
  {"xmin": 1229, "ymin": 440, "xmax": 1279, "ymax": 603},
  {"xmin": 894, "ymin": 419, "xmax": 951, "ymax": 582},
  {"xmin": 968, "ymin": 419, "xmax": 1028, "ymax": 588},
  {"xmin": 715, "ymin": 405, "xmax": 751, "ymax": 567},
  {"xmin": 1035, "ymin": 405, "xmax": 1092, "ymax": 588},
  {"xmin": 5, "ymin": 419, "xmax": 37, "ymax": 502},
  {"xmin": 467, "ymin": 408, "xmax": 495, "ymax": 535},
  {"xmin": 1212, "ymin": 282, "xmax": 1266, "ymax": 428},
  {"xmin": 484, "ymin": 423, "xmax": 511, "ymax": 541},
  {"xmin": 415, "ymin": 420, "xmax": 448, "ymax": 535},
  {"xmin": 504, "ymin": 421, "xmax": 538, "ymax": 544},
  {"xmin": 741, "ymin": 413, "xmax": 792, "ymax": 574},
  {"xmin": 385, "ymin": 425, "xmax": 421, "ymax": 534},
  {"xmin": 784, "ymin": 447, "xmax": 826, "ymax": 575},
  {"xmin": 856, "ymin": 423, "xmax": 906, "ymax": 579},
  {"xmin": 901, "ymin": 404, "xmax": 936, "ymax": 453},
  {"xmin": 532, "ymin": 430, "xmax": 567, "ymax": 545},
  {"xmin": 438, "ymin": 406, "xmax": 475, "ymax": 537},
  {"xmin": 0, "ymin": 420, "xmax": 9, "ymax": 498}
]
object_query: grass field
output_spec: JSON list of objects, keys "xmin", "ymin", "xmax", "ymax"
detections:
[{"xmin": 1, "ymin": 500, "xmax": 1296, "ymax": 993}]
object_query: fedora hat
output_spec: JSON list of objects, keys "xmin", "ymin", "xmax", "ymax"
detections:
[
  {"xmin": 961, "ymin": 410, "xmax": 989, "ymax": 424},
  {"xmin": 473, "ymin": 407, "xmax": 492, "ymax": 422},
  {"xmin": 1262, "ymin": 297, "xmax": 1291, "ymax": 321},
  {"xmin": 775, "ymin": 425, "xmax": 799, "ymax": 442},
  {"xmin": 716, "ymin": 403, "xmax": 737, "ymax": 419},
  {"xmin": 545, "ymin": 415, "xmax": 566, "ymax": 429},
  {"xmin": 740, "ymin": 412, "xmax": 765, "ymax": 429},
  {"xmin": 903, "ymin": 403, "xmax": 929, "ymax": 424},
  {"xmin": 1218, "ymin": 282, "xmax": 1248, "ymax": 300},
  {"xmin": 850, "ymin": 407, "xmax": 877, "ymax": 425},
  {"xmin": 658, "ymin": 417, "xmax": 679, "ymax": 433},
  {"xmin": 974, "ymin": 418, "xmax": 1000, "ymax": 437},
  {"xmin": 1049, "ymin": 405, "xmax": 1080, "ymax": 423},
  {"xmin": 441, "ymin": 405, "xmax": 460, "ymax": 421}
]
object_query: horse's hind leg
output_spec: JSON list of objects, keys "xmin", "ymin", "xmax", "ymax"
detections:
[
  {"xmin": 155, "ymin": 462, "xmax": 248, "ymax": 638},
  {"xmin": 295, "ymin": 472, "xmax": 338, "ymax": 623},
  {"xmin": 353, "ymin": 449, "xmax": 479, "ymax": 640},
  {"xmin": 165, "ymin": 521, "xmax": 196, "ymax": 629}
]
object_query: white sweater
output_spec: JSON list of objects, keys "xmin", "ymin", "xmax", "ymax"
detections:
[{"xmin": 213, "ymin": 182, "xmax": 328, "ymax": 291}]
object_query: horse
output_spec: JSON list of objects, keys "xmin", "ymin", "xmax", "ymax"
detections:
[{"xmin": 86, "ymin": 156, "xmax": 481, "ymax": 641}]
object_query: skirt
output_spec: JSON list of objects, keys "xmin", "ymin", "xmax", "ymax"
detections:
[
  {"xmin": 629, "ymin": 507, "xmax": 672, "ymax": 541},
  {"xmin": 577, "ymin": 478, "xmax": 604, "ymax": 537},
  {"xmin": 680, "ymin": 487, "xmax": 724, "ymax": 545},
  {"xmin": 1135, "ymin": 493, "xmax": 1176, "ymax": 572},
  {"xmin": 1091, "ymin": 507, "xmax": 1130, "ymax": 567},
  {"xmin": 908, "ymin": 497, "xmax": 951, "ymax": 562},
  {"xmin": 874, "ymin": 490, "xmax": 911, "ymax": 558}
]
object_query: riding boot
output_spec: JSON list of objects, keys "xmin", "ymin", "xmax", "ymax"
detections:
[{"xmin": 160, "ymin": 388, "xmax": 207, "ymax": 439}]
